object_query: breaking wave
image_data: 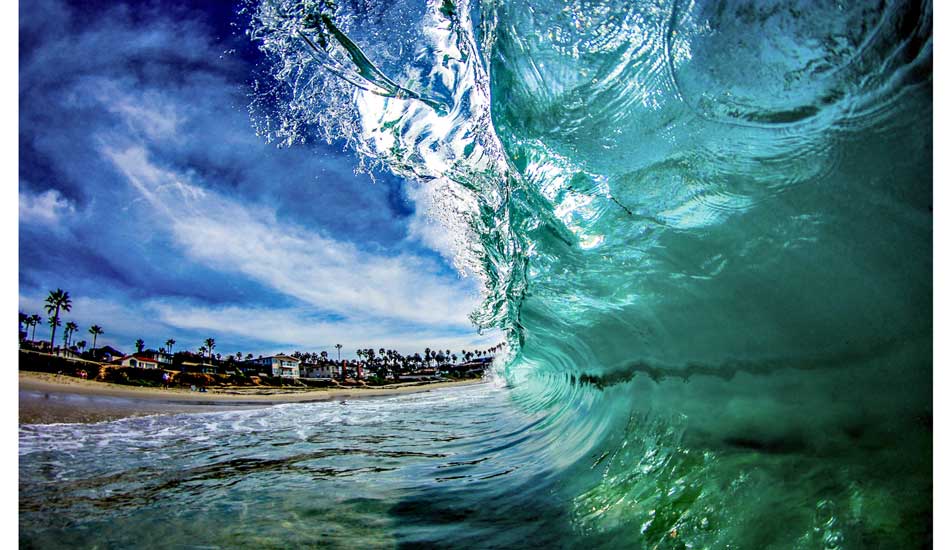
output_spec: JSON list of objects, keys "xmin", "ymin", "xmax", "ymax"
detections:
[
  {"xmin": 22, "ymin": 1, "xmax": 931, "ymax": 547},
  {"xmin": 244, "ymin": 0, "xmax": 932, "ymax": 546}
]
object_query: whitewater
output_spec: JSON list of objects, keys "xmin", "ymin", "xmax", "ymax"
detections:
[{"xmin": 20, "ymin": 0, "xmax": 932, "ymax": 547}]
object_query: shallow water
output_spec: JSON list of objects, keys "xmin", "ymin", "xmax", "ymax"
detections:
[
  {"xmin": 21, "ymin": 0, "xmax": 932, "ymax": 547},
  {"xmin": 18, "ymin": 389, "xmax": 264, "ymax": 424},
  {"xmin": 20, "ymin": 381, "xmax": 584, "ymax": 548},
  {"xmin": 20, "ymin": 371, "xmax": 931, "ymax": 548}
]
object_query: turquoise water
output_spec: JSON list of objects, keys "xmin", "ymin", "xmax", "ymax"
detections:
[
  {"xmin": 20, "ymin": 383, "xmax": 586, "ymax": 548},
  {"xmin": 21, "ymin": 0, "xmax": 931, "ymax": 547}
]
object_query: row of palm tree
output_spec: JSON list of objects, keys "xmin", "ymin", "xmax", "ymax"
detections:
[
  {"xmin": 283, "ymin": 343, "xmax": 506, "ymax": 379},
  {"xmin": 133, "ymin": 341, "xmax": 507, "ymax": 377},
  {"xmin": 23, "ymin": 289, "xmax": 506, "ymax": 372},
  {"xmin": 131, "ymin": 340, "xmax": 505, "ymax": 371},
  {"xmin": 19, "ymin": 289, "xmax": 107, "ymax": 357},
  {"xmin": 21, "ymin": 290, "xmax": 212, "ymax": 364}
]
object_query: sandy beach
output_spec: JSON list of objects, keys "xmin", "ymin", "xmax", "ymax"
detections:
[{"xmin": 19, "ymin": 372, "xmax": 486, "ymax": 424}]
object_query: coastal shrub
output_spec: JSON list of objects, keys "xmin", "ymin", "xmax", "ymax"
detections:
[
  {"xmin": 259, "ymin": 375, "xmax": 304, "ymax": 387},
  {"xmin": 103, "ymin": 367, "xmax": 165, "ymax": 387},
  {"xmin": 230, "ymin": 370, "xmax": 249, "ymax": 381},
  {"xmin": 19, "ymin": 350, "xmax": 103, "ymax": 380},
  {"xmin": 174, "ymin": 372, "xmax": 217, "ymax": 388},
  {"xmin": 366, "ymin": 375, "xmax": 387, "ymax": 386}
]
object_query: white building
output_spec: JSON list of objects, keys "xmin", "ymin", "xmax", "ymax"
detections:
[
  {"xmin": 181, "ymin": 361, "xmax": 217, "ymax": 374},
  {"xmin": 249, "ymin": 354, "xmax": 300, "ymax": 379},
  {"xmin": 143, "ymin": 350, "xmax": 173, "ymax": 367},
  {"xmin": 301, "ymin": 363, "xmax": 334, "ymax": 379},
  {"xmin": 119, "ymin": 354, "xmax": 160, "ymax": 369}
]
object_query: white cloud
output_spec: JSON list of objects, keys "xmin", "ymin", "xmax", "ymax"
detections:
[
  {"xmin": 103, "ymin": 144, "xmax": 482, "ymax": 328},
  {"xmin": 90, "ymin": 78, "xmax": 186, "ymax": 142},
  {"xmin": 19, "ymin": 188, "xmax": 75, "ymax": 226}
]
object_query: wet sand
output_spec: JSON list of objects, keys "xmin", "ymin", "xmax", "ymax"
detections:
[{"xmin": 19, "ymin": 372, "xmax": 486, "ymax": 424}]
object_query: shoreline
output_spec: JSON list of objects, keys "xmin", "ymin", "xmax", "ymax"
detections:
[{"xmin": 19, "ymin": 372, "xmax": 486, "ymax": 424}]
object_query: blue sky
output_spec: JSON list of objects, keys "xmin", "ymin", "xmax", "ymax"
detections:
[{"xmin": 18, "ymin": 0, "xmax": 495, "ymax": 358}]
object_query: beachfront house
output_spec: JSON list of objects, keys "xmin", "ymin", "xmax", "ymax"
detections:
[
  {"xmin": 180, "ymin": 361, "xmax": 217, "ymax": 374},
  {"xmin": 118, "ymin": 354, "xmax": 160, "ymax": 369},
  {"xmin": 140, "ymin": 349, "xmax": 173, "ymax": 368},
  {"xmin": 93, "ymin": 345, "xmax": 124, "ymax": 363},
  {"xmin": 248, "ymin": 354, "xmax": 300, "ymax": 379},
  {"xmin": 442, "ymin": 357, "xmax": 492, "ymax": 378},
  {"xmin": 400, "ymin": 367, "xmax": 440, "ymax": 382},
  {"xmin": 300, "ymin": 362, "xmax": 334, "ymax": 379}
]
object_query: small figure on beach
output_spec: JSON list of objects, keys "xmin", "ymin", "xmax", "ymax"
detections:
[{"xmin": 162, "ymin": 372, "xmax": 170, "ymax": 389}]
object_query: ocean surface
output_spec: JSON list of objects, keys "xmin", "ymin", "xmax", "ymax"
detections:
[{"xmin": 20, "ymin": 0, "xmax": 932, "ymax": 547}]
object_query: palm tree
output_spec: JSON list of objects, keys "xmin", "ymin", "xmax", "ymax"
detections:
[
  {"xmin": 199, "ymin": 345, "xmax": 207, "ymax": 357},
  {"xmin": 47, "ymin": 316, "xmax": 61, "ymax": 351},
  {"xmin": 135, "ymin": 339, "xmax": 145, "ymax": 353},
  {"xmin": 335, "ymin": 343, "xmax": 343, "ymax": 361},
  {"xmin": 88, "ymin": 325, "xmax": 103, "ymax": 352},
  {"xmin": 204, "ymin": 338, "xmax": 216, "ymax": 361},
  {"xmin": 64, "ymin": 321, "xmax": 78, "ymax": 348},
  {"xmin": 28, "ymin": 314, "xmax": 42, "ymax": 342},
  {"xmin": 165, "ymin": 338, "xmax": 176, "ymax": 355},
  {"xmin": 44, "ymin": 289, "xmax": 72, "ymax": 351},
  {"xmin": 19, "ymin": 312, "xmax": 28, "ymax": 340},
  {"xmin": 236, "ymin": 351, "xmax": 243, "ymax": 362},
  {"xmin": 76, "ymin": 340, "xmax": 87, "ymax": 353}
]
